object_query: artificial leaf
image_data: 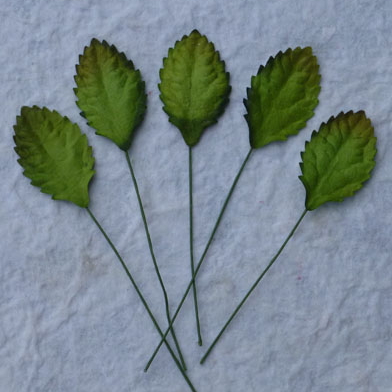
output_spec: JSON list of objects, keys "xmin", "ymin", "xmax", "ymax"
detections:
[
  {"xmin": 159, "ymin": 29, "xmax": 231, "ymax": 146},
  {"xmin": 244, "ymin": 47, "xmax": 321, "ymax": 149},
  {"xmin": 299, "ymin": 111, "xmax": 377, "ymax": 211},
  {"xmin": 14, "ymin": 106, "xmax": 95, "ymax": 208},
  {"xmin": 74, "ymin": 39, "xmax": 146, "ymax": 151}
]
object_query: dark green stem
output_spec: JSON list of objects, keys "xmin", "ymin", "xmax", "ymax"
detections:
[
  {"xmin": 189, "ymin": 146, "xmax": 202, "ymax": 346},
  {"xmin": 85, "ymin": 207, "xmax": 197, "ymax": 392},
  {"xmin": 200, "ymin": 208, "xmax": 308, "ymax": 364},
  {"xmin": 125, "ymin": 151, "xmax": 187, "ymax": 371},
  {"xmin": 144, "ymin": 147, "xmax": 253, "ymax": 371}
]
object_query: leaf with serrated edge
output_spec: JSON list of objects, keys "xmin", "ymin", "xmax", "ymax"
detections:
[
  {"xmin": 74, "ymin": 39, "xmax": 146, "ymax": 151},
  {"xmin": 159, "ymin": 30, "xmax": 231, "ymax": 146},
  {"xmin": 244, "ymin": 47, "xmax": 321, "ymax": 149},
  {"xmin": 14, "ymin": 106, "xmax": 95, "ymax": 208},
  {"xmin": 299, "ymin": 111, "xmax": 377, "ymax": 211}
]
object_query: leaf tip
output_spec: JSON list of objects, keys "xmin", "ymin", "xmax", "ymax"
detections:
[
  {"xmin": 90, "ymin": 37, "xmax": 101, "ymax": 46},
  {"xmin": 190, "ymin": 29, "xmax": 201, "ymax": 36}
]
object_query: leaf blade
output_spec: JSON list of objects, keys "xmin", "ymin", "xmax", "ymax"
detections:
[
  {"xmin": 159, "ymin": 30, "xmax": 231, "ymax": 146},
  {"xmin": 74, "ymin": 39, "xmax": 147, "ymax": 151},
  {"xmin": 299, "ymin": 111, "xmax": 377, "ymax": 210},
  {"xmin": 14, "ymin": 106, "xmax": 95, "ymax": 208},
  {"xmin": 245, "ymin": 47, "xmax": 321, "ymax": 149}
]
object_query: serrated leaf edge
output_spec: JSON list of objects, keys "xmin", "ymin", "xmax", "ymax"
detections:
[
  {"xmin": 298, "ymin": 110, "xmax": 377, "ymax": 210},
  {"xmin": 243, "ymin": 46, "xmax": 321, "ymax": 148},
  {"xmin": 158, "ymin": 30, "xmax": 231, "ymax": 146},
  {"xmin": 13, "ymin": 105, "xmax": 95, "ymax": 208},
  {"xmin": 74, "ymin": 38, "xmax": 147, "ymax": 151}
]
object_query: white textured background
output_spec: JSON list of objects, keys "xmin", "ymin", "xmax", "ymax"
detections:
[{"xmin": 1, "ymin": 0, "xmax": 391, "ymax": 391}]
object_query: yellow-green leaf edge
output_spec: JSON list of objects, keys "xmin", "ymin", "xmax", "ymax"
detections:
[
  {"xmin": 159, "ymin": 30, "xmax": 231, "ymax": 146},
  {"xmin": 74, "ymin": 38, "xmax": 147, "ymax": 151},
  {"xmin": 14, "ymin": 106, "xmax": 95, "ymax": 208},
  {"xmin": 244, "ymin": 47, "xmax": 321, "ymax": 149},
  {"xmin": 299, "ymin": 111, "xmax": 377, "ymax": 211}
]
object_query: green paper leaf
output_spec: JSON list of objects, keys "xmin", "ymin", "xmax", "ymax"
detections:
[
  {"xmin": 74, "ymin": 39, "xmax": 147, "ymax": 151},
  {"xmin": 244, "ymin": 47, "xmax": 321, "ymax": 149},
  {"xmin": 159, "ymin": 30, "xmax": 231, "ymax": 146},
  {"xmin": 14, "ymin": 106, "xmax": 95, "ymax": 208},
  {"xmin": 299, "ymin": 111, "xmax": 377, "ymax": 211}
]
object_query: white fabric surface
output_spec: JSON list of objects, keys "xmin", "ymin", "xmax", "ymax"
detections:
[{"xmin": 1, "ymin": 0, "xmax": 391, "ymax": 391}]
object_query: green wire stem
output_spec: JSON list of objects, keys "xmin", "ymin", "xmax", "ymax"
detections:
[
  {"xmin": 125, "ymin": 151, "xmax": 187, "ymax": 371},
  {"xmin": 200, "ymin": 208, "xmax": 308, "ymax": 364},
  {"xmin": 144, "ymin": 147, "xmax": 253, "ymax": 371},
  {"xmin": 189, "ymin": 146, "xmax": 202, "ymax": 346},
  {"xmin": 85, "ymin": 207, "xmax": 197, "ymax": 392}
]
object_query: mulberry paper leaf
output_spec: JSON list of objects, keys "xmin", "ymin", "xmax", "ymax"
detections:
[
  {"xmin": 244, "ymin": 47, "xmax": 321, "ymax": 149},
  {"xmin": 159, "ymin": 30, "xmax": 231, "ymax": 146},
  {"xmin": 74, "ymin": 39, "xmax": 146, "ymax": 151},
  {"xmin": 14, "ymin": 106, "xmax": 95, "ymax": 208},
  {"xmin": 299, "ymin": 111, "xmax": 377, "ymax": 211}
]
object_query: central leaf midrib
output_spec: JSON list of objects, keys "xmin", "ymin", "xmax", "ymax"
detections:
[
  {"xmin": 263, "ymin": 61, "xmax": 311, "ymax": 133},
  {"xmin": 39, "ymin": 127, "xmax": 82, "ymax": 189},
  {"xmin": 186, "ymin": 45, "xmax": 197, "ymax": 122},
  {"xmin": 313, "ymin": 130, "xmax": 357, "ymax": 195},
  {"xmin": 98, "ymin": 63, "xmax": 123, "ymax": 139}
]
